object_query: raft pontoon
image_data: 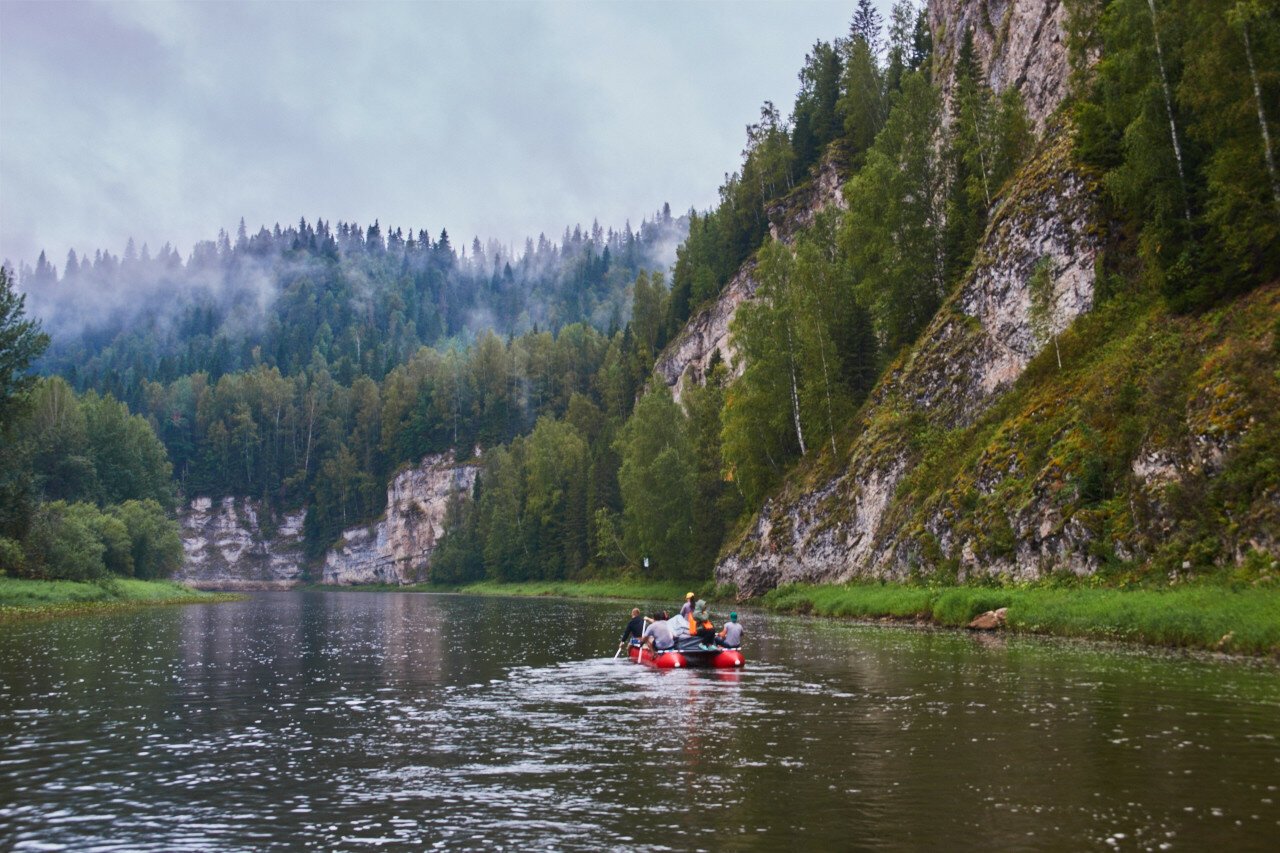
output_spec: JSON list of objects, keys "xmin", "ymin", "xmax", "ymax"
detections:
[{"xmin": 626, "ymin": 641, "xmax": 744, "ymax": 669}]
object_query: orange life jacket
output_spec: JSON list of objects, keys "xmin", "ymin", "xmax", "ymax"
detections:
[{"xmin": 689, "ymin": 613, "xmax": 713, "ymax": 633}]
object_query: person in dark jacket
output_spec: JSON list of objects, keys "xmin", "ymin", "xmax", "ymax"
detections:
[{"xmin": 620, "ymin": 608, "xmax": 646, "ymax": 645}]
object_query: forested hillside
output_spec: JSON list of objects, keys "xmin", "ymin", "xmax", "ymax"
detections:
[
  {"xmin": 21, "ymin": 208, "xmax": 684, "ymax": 401},
  {"xmin": 9, "ymin": 207, "xmax": 683, "ymax": 561},
  {"xmin": 715, "ymin": 0, "xmax": 1279, "ymax": 593}
]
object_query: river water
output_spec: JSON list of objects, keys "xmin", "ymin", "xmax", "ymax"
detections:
[{"xmin": 0, "ymin": 592, "xmax": 1276, "ymax": 851}]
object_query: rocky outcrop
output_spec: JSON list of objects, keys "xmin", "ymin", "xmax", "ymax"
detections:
[
  {"xmin": 321, "ymin": 453, "xmax": 479, "ymax": 585},
  {"xmin": 930, "ymin": 0, "xmax": 1074, "ymax": 133},
  {"xmin": 177, "ymin": 452, "xmax": 479, "ymax": 589},
  {"xmin": 655, "ymin": 151, "xmax": 849, "ymax": 403},
  {"xmin": 654, "ymin": 263, "xmax": 757, "ymax": 403},
  {"xmin": 717, "ymin": 128, "xmax": 1100, "ymax": 597},
  {"xmin": 176, "ymin": 498, "xmax": 306, "ymax": 591}
]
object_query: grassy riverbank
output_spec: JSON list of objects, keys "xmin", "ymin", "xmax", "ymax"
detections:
[
  {"xmin": 0, "ymin": 577, "xmax": 240, "ymax": 621},
  {"xmin": 761, "ymin": 582, "xmax": 1280, "ymax": 656}
]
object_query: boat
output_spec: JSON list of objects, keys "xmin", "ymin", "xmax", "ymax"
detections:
[{"xmin": 626, "ymin": 641, "xmax": 745, "ymax": 669}]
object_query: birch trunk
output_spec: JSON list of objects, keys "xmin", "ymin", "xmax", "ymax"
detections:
[
  {"xmin": 784, "ymin": 321, "xmax": 807, "ymax": 457},
  {"xmin": 1146, "ymin": 0, "xmax": 1193, "ymax": 222},
  {"xmin": 1239, "ymin": 18, "xmax": 1280, "ymax": 211}
]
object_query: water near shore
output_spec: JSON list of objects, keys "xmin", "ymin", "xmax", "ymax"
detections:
[{"xmin": 1, "ymin": 591, "xmax": 1276, "ymax": 850}]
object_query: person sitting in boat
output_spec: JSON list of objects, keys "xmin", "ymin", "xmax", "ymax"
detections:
[
  {"xmin": 679, "ymin": 591, "xmax": 695, "ymax": 618},
  {"xmin": 641, "ymin": 611, "xmax": 675, "ymax": 653},
  {"xmin": 668, "ymin": 610, "xmax": 690, "ymax": 641},
  {"xmin": 716, "ymin": 612, "xmax": 743, "ymax": 649},
  {"xmin": 689, "ymin": 599, "xmax": 717, "ymax": 648},
  {"xmin": 620, "ymin": 608, "xmax": 646, "ymax": 646}
]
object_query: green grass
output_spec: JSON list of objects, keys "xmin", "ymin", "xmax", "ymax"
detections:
[
  {"xmin": 761, "ymin": 581, "xmax": 1280, "ymax": 655},
  {"xmin": 0, "ymin": 577, "xmax": 240, "ymax": 621}
]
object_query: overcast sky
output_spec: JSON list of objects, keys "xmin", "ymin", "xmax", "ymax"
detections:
[{"xmin": 0, "ymin": 0, "xmax": 879, "ymax": 272}]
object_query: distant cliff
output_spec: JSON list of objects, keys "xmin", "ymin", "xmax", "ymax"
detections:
[
  {"xmin": 654, "ymin": 153, "xmax": 848, "ymax": 403},
  {"xmin": 177, "ymin": 452, "xmax": 477, "ymax": 590},
  {"xmin": 322, "ymin": 453, "xmax": 479, "ymax": 585},
  {"xmin": 175, "ymin": 499, "xmax": 307, "ymax": 591}
]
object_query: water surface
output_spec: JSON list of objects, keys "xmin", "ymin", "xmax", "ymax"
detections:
[{"xmin": 0, "ymin": 592, "xmax": 1276, "ymax": 850}]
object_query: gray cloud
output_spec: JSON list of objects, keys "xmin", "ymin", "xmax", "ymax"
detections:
[{"xmin": 0, "ymin": 0, "xmax": 862, "ymax": 270}]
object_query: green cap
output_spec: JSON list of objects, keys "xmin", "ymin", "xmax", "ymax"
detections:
[{"xmin": 729, "ymin": 612, "xmax": 738, "ymax": 621}]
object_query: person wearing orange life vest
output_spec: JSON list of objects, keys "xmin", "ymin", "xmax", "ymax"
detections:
[{"xmin": 688, "ymin": 599, "xmax": 716, "ymax": 647}]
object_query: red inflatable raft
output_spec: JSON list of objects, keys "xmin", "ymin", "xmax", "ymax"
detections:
[{"xmin": 627, "ymin": 643, "xmax": 744, "ymax": 669}]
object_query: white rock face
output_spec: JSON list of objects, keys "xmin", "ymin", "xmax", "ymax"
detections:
[
  {"xmin": 655, "ymin": 154, "xmax": 848, "ymax": 404},
  {"xmin": 176, "ymin": 497, "xmax": 307, "ymax": 590},
  {"xmin": 177, "ymin": 453, "xmax": 479, "ymax": 589},
  {"xmin": 321, "ymin": 453, "xmax": 479, "ymax": 585},
  {"xmin": 930, "ymin": 0, "xmax": 1074, "ymax": 133},
  {"xmin": 654, "ymin": 263, "xmax": 757, "ymax": 403}
]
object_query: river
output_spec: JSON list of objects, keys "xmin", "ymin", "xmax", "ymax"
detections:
[{"xmin": 0, "ymin": 591, "xmax": 1276, "ymax": 850}]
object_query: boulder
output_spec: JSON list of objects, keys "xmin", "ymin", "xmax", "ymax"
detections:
[{"xmin": 967, "ymin": 608, "xmax": 1009, "ymax": 630}]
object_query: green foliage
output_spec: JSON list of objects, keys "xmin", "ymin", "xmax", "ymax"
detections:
[
  {"xmin": 842, "ymin": 70, "xmax": 948, "ymax": 353},
  {"xmin": 723, "ymin": 225, "xmax": 877, "ymax": 506},
  {"xmin": 945, "ymin": 36, "xmax": 1034, "ymax": 287},
  {"xmin": 617, "ymin": 385, "xmax": 698, "ymax": 579},
  {"xmin": 1074, "ymin": 0, "xmax": 1279, "ymax": 307},
  {"xmin": 683, "ymin": 363, "xmax": 742, "ymax": 571},
  {"xmin": 24, "ymin": 502, "xmax": 108, "ymax": 581},
  {"xmin": 110, "ymin": 499, "xmax": 184, "ymax": 579},
  {"xmin": 429, "ymin": 490, "xmax": 484, "ymax": 585},
  {"xmin": 0, "ymin": 266, "xmax": 50, "ymax": 433},
  {"xmin": 0, "ymin": 266, "xmax": 50, "ymax": 543},
  {"xmin": 16, "ymin": 378, "xmax": 174, "ymax": 509},
  {"xmin": 0, "ymin": 537, "xmax": 26, "ymax": 575},
  {"xmin": 18, "ymin": 498, "xmax": 184, "ymax": 582}
]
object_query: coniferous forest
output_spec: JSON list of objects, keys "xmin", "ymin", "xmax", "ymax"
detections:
[{"xmin": 2, "ymin": 0, "xmax": 1277, "ymax": 589}]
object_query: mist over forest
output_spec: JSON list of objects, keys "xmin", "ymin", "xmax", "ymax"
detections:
[{"xmin": 11, "ymin": 207, "xmax": 686, "ymax": 400}]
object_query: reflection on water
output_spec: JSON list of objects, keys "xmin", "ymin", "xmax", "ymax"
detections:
[{"xmin": 0, "ymin": 592, "xmax": 1276, "ymax": 850}]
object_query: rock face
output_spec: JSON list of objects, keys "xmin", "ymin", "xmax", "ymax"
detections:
[
  {"xmin": 176, "ymin": 498, "xmax": 307, "ymax": 591},
  {"xmin": 716, "ymin": 128, "xmax": 1100, "ymax": 597},
  {"xmin": 654, "ymin": 152, "xmax": 848, "ymax": 403},
  {"xmin": 177, "ymin": 453, "xmax": 479, "ymax": 589},
  {"xmin": 654, "ymin": 262, "xmax": 758, "ymax": 403},
  {"xmin": 321, "ymin": 453, "xmax": 479, "ymax": 585},
  {"xmin": 929, "ymin": 0, "xmax": 1074, "ymax": 133}
]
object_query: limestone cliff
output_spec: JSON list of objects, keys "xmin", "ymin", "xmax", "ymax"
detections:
[
  {"xmin": 654, "ymin": 152, "xmax": 848, "ymax": 403},
  {"xmin": 175, "ymin": 498, "xmax": 307, "ymax": 591},
  {"xmin": 177, "ymin": 452, "xmax": 478, "ymax": 589},
  {"xmin": 322, "ymin": 453, "xmax": 479, "ymax": 585},
  {"xmin": 929, "ymin": 0, "xmax": 1074, "ymax": 132}
]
